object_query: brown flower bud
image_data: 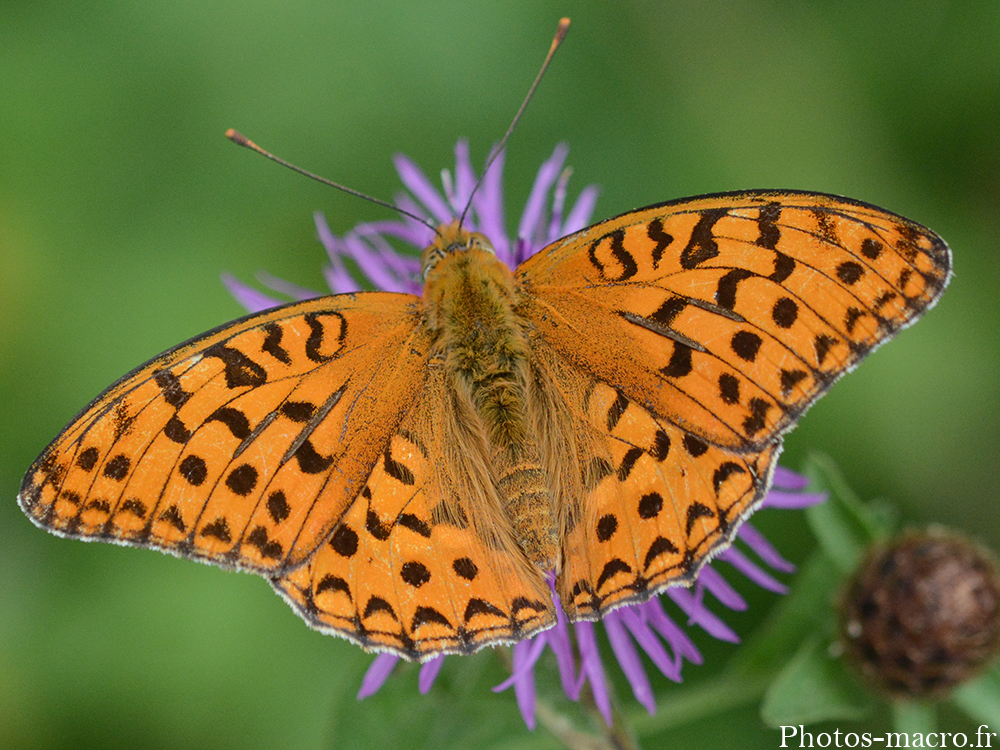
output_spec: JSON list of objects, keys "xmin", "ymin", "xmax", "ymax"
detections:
[{"xmin": 841, "ymin": 529, "xmax": 1000, "ymax": 697}]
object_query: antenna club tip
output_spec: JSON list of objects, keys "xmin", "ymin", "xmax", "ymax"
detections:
[
  {"xmin": 551, "ymin": 18, "xmax": 570, "ymax": 48},
  {"xmin": 225, "ymin": 129, "xmax": 252, "ymax": 147}
]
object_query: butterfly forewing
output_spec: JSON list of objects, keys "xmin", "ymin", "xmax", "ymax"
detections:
[
  {"xmin": 20, "ymin": 293, "xmax": 432, "ymax": 575},
  {"xmin": 517, "ymin": 191, "xmax": 951, "ymax": 452}
]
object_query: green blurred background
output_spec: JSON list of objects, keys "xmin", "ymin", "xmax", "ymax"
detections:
[{"xmin": 2, "ymin": 2, "xmax": 997, "ymax": 748}]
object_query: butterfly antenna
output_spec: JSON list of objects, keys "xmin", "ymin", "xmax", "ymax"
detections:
[
  {"xmin": 458, "ymin": 17, "xmax": 571, "ymax": 227},
  {"xmin": 225, "ymin": 129, "xmax": 438, "ymax": 233}
]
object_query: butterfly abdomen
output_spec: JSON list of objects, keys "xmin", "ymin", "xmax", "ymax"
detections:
[{"xmin": 423, "ymin": 240, "xmax": 559, "ymax": 571}]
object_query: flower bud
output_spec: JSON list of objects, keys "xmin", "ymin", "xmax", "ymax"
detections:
[{"xmin": 841, "ymin": 529, "xmax": 1000, "ymax": 697}]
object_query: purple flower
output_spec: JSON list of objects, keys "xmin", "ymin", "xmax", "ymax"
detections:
[{"xmin": 224, "ymin": 141, "xmax": 826, "ymax": 730}]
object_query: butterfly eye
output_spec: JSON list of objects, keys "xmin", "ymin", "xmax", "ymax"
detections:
[
  {"xmin": 468, "ymin": 232, "xmax": 495, "ymax": 256},
  {"xmin": 420, "ymin": 246, "xmax": 447, "ymax": 279}
]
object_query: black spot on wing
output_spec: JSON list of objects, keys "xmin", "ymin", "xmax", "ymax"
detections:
[
  {"xmin": 661, "ymin": 342, "xmax": 693, "ymax": 378},
  {"xmin": 646, "ymin": 218, "xmax": 674, "ymax": 268},
  {"xmin": 464, "ymin": 598, "xmax": 505, "ymax": 621},
  {"xmin": 76, "ymin": 447, "xmax": 99, "ymax": 471},
  {"xmin": 755, "ymin": 204, "xmax": 781, "ymax": 249},
  {"xmin": 638, "ymin": 492, "xmax": 663, "ymax": 519},
  {"xmin": 154, "ymin": 369, "xmax": 190, "ymax": 408},
  {"xmin": 304, "ymin": 312, "xmax": 342, "ymax": 364},
  {"xmin": 400, "ymin": 561, "xmax": 431, "ymax": 588},
  {"xmin": 715, "ymin": 269, "xmax": 754, "ymax": 311},
  {"xmin": 680, "ymin": 208, "xmax": 727, "ymax": 269},
  {"xmin": 178, "ymin": 455, "xmax": 207, "ymax": 486},
  {"xmin": 246, "ymin": 526, "xmax": 283, "ymax": 559},
  {"xmin": 685, "ymin": 502, "xmax": 715, "ymax": 536},
  {"xmin": 606, "ymin": 391, "xmax": 629, "ymax": 432},
  {"xmin": 719, "ymin": 373, "xmax": 740, "ymax": 405},
  {"xmin": 208, "ymin": 407, "xmax": 252, "ymax": 440},
  {"xmin": 644, "ymin": 536, "xmax": 679, "ymax": 569},
  {"xmin": 596, "ymin": 514, "xmax": 618, "ymax": 542},
  {"xmin": 384, "ymin": 445, "xmax": 415, "ymax": 485},
  {"xmin": 399, "ymin": 514, "xmax": 431, "ymax": 538},
  {"xmin": 617, "ymin": 447, "xmax": 643, "ymax": 481},
  {"xmin": 588, "ymin": 229, "xmax": 638, "ymax": 282},
  {"xmin": 731, "ymin": 331, "xmax": 763, "ymax": 362},
  {"xmin": 743, "ymin": 397, "xmax": 772, "ymax": 438},
  {"xmin": 203, "ymin": 344, "xmax": 267, "ymax": 389},
  {"xmin": 261, "ymin": 322, "xmax": 291, "ymax": 364},
  {"xmin": 412, "ymin": 606, "xmax": 451, "ymax": 630},
  {"xmin": 772, "ymin": 297, "xmax": 799, "ymax": 328},
  {"xmin": 597, "ymin": 559, "xmax": 632, "ymax": 590}
]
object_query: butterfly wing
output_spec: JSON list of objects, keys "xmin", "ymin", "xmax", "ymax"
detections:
[
  {"xmin": 272, "ymin": 360, "xmax": 555, "ymax": 660},
  {"xmin": 516, "ymin": 190, "xmax": 951, "ymax": 616},
  {"xmin": 19, "ymin": 293, "xmax": 434, "ymax": 575}
]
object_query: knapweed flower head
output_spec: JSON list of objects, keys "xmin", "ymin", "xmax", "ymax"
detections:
[
  {"xmin": 841, "ymin": 527, "xmax": 1000, "ymax": 698},
  {"xmin": 223, "ymin": 140, "xmax": 826, "ymax": 729}
]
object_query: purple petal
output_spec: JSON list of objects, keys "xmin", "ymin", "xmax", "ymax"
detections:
[
  {"xmin": 546, "ymin": 166, "xmax": 571, "ymax": 243},
  {"xmin": 694, "ymin": 565, "xmax": 748, "ymax": 611},
  {"xmin": 345, "ymin": 230, "xmax": 420, "ymax": 294},
  {"xmin": 644, "ymin": 599, "xmax": 703, "ymax": 665},
  {"xmin": 353, "ymin": 224, "xmax": 422, "ymax": 275},
  {"xmin": 493, "ymin": 634, "xmax": 547, "ymax": 693},
  {"xmin": 221, "ymin": 272, "xmax": 282, "ymax": 313},
  {"xmin": 546, "ymin": 577, "xmax": 579, "ymax": 698},
  {"xmin": 356, "ymin": 219, "xmax": 431, "ymax": 250},
  {"xmin": 314, "ymin": 214, "xmax": 363, "ymax": 294},
  {"xmin": 515, "ymin": 144, "xmax": 569, "ymax": 262},
  {"xmin": 322, "ymin": 263, "xmax": 361, "ymax": 295},
  {"xmin": 619, "ymin": 606, "xmax": 682, "ymax": 682},
  {"xmin": 605, "ymin": 612, "xmax": 656, "ymax": 714},
  {"xmin": 453, "ymin": 139, "xmax": 477, "ymax": 211},
  {"xmin": 667, "ymin": 587, "xmax": 740, "ymax": 643},
  {"xmin": 358, "ymin": 653, "xmax": 400, "ymax": 699},
  {"xmin": 772, "ymin": 466, "xmax": 809, "ymax": 490},
  {"xmin": 716, "ymin": 547, "xmax": 788, "ymax": 595},
  {"xmin": 574, "ymin": 621, "xmax": 613, "ymax": 726},
  {"xmin": 341, "ymin": 234, "xmax": 406, "ymax": 292},
  {"xmin": 762, "ymin": 489, "xmax": 827, "ymax": 509},
  {"xmin": 418, "ymin": 655, "xmax": 445, "ymax": 694},
  {"xmin": 393, "ymin": 154, "xmax": 453, "ymax": 224},
  {"xmin": 474, "ymin": 146, "xmax": 511, "ymax": 263},
  {"xmin": 563, "ymin": 184, "xmax": 600, "ymax": 235},
  {"xmin": 738, "ymin": 521, "xmax": 796, "ymax": 573},
  {"xmin": 256, "ymin": 270, "xmax": 322, "ymax": 301},
  {"xmin": 494, "ymin": 639, "xmax": 545, "ymax": 730}
]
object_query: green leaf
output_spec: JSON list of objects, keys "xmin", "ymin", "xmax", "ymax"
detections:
[
  {"xmin": 802, "ymin": 453, "xmax": 894, "ymax": 573},
  {"xmin": 760, "ymin": 635, "xmax": 872, "ymax": 727},
  {"xmin": 950, "ymin": 666, "xmax": 1000, "ymax": 730},
  {"xmin": 891, "ymin": 699, "xmax": 937, "ymax": 735},
  {"xmin": 731, "ymin": 553, "xmax": 842, "ymax": 676}
]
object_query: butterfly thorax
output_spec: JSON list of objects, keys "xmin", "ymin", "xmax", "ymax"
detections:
[{"xmin": 421, "ymin": 222, "xmax": 559, "ymax": 571}]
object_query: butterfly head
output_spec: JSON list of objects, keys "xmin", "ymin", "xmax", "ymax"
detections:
[{"xmin": 421, "ymin": 219, "xmax": 496, "ymax": 280}]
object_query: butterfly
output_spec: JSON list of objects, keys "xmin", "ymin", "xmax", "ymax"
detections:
[{"xmin": 19, "ymin": 188, "xmax": 951, "ymax": 661}]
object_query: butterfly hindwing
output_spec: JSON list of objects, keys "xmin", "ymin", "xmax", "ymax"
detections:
[
  {"xmin": 527, "ymin": 338, "xmax": 778, "ymax": 618},
  {"xmin": 19, "ymin": 293, "xmax": 433, "ymax": 575},
  {"xmin": 272, "ymin": 362, "xmax": 555, "ymax": 659}
]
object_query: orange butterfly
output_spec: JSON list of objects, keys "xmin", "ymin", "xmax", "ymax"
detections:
[{"xmin": 19, "ymin": 176, "xmax": 950, "ymax": 662}]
